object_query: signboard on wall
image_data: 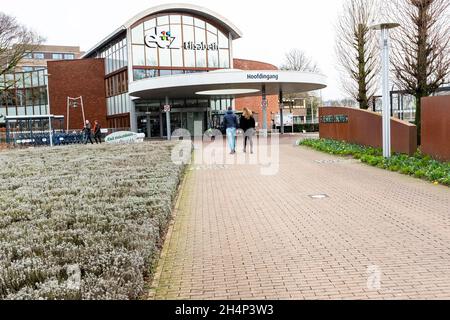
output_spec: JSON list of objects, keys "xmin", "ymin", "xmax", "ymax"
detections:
[
  {"xmin": 320, "ymin": 115, "xmax": 349, "ymax": 124},
  {"xmin": 105, "ymin": 131, "xmax": 145, "ymax": 144}
]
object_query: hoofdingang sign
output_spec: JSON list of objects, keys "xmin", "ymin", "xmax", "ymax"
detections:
[{"xmin": 105, "ymin": 132, "xmax": 145, "ymax": 144}]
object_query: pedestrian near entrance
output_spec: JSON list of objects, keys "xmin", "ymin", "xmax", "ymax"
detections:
[
  {"xmin": 83, "ymin": 120, "xmax": 94, "ymax": 145},
  {"xmin": 93, "ymin": 120, "xmax": 102, "ymax": 144},
  {"xmin": 240, "ymin": 108, "xmax": 256, "ymax": 154},
  {"xmin": 223, "ymin": 107, "xmax": 238, "ymax": 154}
]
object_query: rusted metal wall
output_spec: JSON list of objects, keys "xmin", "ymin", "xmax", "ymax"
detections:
[
  {"xmin": 422, "ymin": 96, "xmax": 450, "ymax": 162},
  {"xmin": 319, "ymin": 107, "xmax": 417, "ymax": 156}
]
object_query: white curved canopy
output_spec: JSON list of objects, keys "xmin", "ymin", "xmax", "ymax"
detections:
[{"xmin": 129, "ymin": 70, "xmax": 327, "ymax": 100}]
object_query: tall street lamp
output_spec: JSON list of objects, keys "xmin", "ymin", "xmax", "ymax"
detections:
[
  {"xmin": 371, "ymin": 22, "xmax": 399, "ymax": 158},
  {"xmin": 44, "ymin": 72, "xmax": 53, "ymax": 147}
]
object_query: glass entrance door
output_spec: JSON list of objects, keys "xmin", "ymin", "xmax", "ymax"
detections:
[{"xmin": 137, "ymin": 113, "xmax": 161, "ymax": 138}]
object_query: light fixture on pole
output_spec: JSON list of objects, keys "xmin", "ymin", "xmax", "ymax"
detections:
[
  {"xmin": 44, "ymin": 73, "xmax": 53, "ymax": 147},
  {"xmin": 371, "ymin": 22, "xmax": 400, "ymax": 158}
]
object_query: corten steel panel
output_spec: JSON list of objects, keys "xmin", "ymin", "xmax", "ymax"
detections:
[
  {"xmin": 319, "ymin": 107, "xmax": 417, "ymax": 156},
  {"xmin": 48, "ymin": 59, "xmax": 107, "ymax": 131},
  {"xmin": 422, "ymin": 96, "xmax": 450, "ymax": 161},
  {"xmin": 233, "ymin": 59, "xmax": 279, "ymax": 128}
]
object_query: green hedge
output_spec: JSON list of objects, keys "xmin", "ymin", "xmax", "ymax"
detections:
[{"xmin": 299, "ymin": 139, "xmax": 450, "ymax": 186}]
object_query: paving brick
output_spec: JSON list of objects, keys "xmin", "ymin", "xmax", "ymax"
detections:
[{"xmin": 152, "ymin": 137, "xmax": 450, "ymax": 300}]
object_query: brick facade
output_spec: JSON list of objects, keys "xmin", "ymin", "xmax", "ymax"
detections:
[
  {"xmin": 421, "ymin": 96, "xmax": 450, "ymax": 161},
  {"xmin": 47, "ymin": 59, "xmax": 107, "ymax": 131},
  {"xmin": 233, "ymin": 59, "xmax": 279, "ymax": 129}
]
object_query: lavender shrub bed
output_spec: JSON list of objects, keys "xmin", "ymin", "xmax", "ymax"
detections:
[{"xmin": 0, "ymin": 142, "xmax": 185, "ymax": 300}]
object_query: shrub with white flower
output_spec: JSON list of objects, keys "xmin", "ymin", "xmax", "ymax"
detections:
[{"xmin": 0, "ymin": 142, "xmax": 185, "ymax": 300}]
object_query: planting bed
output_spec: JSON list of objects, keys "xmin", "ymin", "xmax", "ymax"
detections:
[{"xmin": 0, "ymin": 142, "xmax": 185, "ymax": 300}]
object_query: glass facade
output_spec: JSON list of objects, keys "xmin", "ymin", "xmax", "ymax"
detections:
[
  {"xmin": 98, "ymin": 37, "xmax": 128, "ymax": 75},
  {"xmin": 0, "ymin": 69, "xmax": 48, "ymax": 124},
  {"xmin": 106, "ymin": 93, "xmax": 131, "ymax": 116},
  {"xmin": 131, "ymin": 13, "xmax": 231, "ymax": 81}
]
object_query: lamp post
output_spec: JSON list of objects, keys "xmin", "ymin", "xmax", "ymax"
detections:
[
  {"xmin": 371, "ymin": 22, "xmax": 400, "ymax": 158},
  {"xmin": 44, "ymin": 73, "xmax": 53, "ymax": 147}
]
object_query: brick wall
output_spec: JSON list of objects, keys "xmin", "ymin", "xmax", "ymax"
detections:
[
  {"xmin": 319, "ymin": 107, "xmax": 418, "ymax": 156},
  {"xmin": 47, "ymin": 59, "xmax": 107, "ymax": 130},
  {"xmin": 421, "ymin": 96, "xmax": 450, "ymax": 161},
  {"xmin": 233, "ymin": 59, "xmax": 279, "ymax": 129}
]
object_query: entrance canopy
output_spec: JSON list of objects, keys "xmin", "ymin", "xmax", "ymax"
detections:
[{"xmin": 129, "ymin": 70, "xmax": 327, "ymax": 100}]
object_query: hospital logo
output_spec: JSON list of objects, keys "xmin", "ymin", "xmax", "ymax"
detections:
[{"xmin": 145, "ymin": 30, "xmax": 176, "ymax": 49}]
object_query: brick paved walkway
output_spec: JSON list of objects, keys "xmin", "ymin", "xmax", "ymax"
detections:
[{"xmin": 150, "ymin": 137, "xmax": 450, "ymax": 300}]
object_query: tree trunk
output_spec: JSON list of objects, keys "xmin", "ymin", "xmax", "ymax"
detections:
[
  {"xmin": 415, "ymin": 95, "xmax": 422, "ymax": 146},
  {"xmin": 357, "ymin": 24, "xmax": 370, "ymax": 110}
]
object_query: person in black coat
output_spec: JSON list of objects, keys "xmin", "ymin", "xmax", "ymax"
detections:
[
  {"xmin": 222, "ymin": 107, "xmax": 239, "ymax": 154},
  {"xmin": 93, "ymin": 120, "xmax": 102, "ymax": 144},
  {"xmin": 240, "ymin": 108, "xmax": 256, "ymax": 154}
]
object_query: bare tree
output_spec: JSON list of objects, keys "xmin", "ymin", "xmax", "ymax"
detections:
[
  {"xmin": 389, "ymin": 0, "xmax": 450, "ymax": 143},
  {"xmin": 280, "ymin": 49, "xmax": 320, "ymax": 73},
  {"xmin": 336, "ymin": 0, "xmax": 379, "ymax": 110},
  {"xmin": 0, "ymin": 12, "xmax": 42, "ymax": 91}
]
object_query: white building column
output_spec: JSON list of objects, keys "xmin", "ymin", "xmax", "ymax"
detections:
[{"xmin": 129, "ymin": 97, "xmax": 138, "ymax": 133}]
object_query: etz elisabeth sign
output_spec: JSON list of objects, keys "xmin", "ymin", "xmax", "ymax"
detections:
[{"xmin": 145, "ymin": 29, "xmax": 218, "ymax": 51}]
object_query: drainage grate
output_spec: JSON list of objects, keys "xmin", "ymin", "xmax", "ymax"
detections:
[
  {"xmin": 314, "ymin": 159, "xmax": 343, "ymax": 164},
  {"xmin": 309, "ymin": 194, "xmax": 329, "ymax": 199}
]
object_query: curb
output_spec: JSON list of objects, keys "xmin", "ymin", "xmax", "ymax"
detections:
[{"xmin": 147, "ymin": 166, "xmax": 190, "ymax": 300}]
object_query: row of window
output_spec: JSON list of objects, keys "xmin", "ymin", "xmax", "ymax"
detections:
[
  {"xmin": 107, "ymin": 93, "xmax": 131, "ymax": 116},
  {"xmin": 22, "ymin": 66, "xmax": 47, "ymax": 72},
  {"xmin": 133, "ymin": 68, "xmax": 207, "ymax": 81},
  {"xmin": 0, "ymin": 70, "xmax": 50, "ymax": 122},
  {"xmin": 105, "ymin": 70, "xmax": 128, "ymax": 98},
  {"xmin": 25, "ymin": 52, "xmax": 75, "ymax": 60},
  {"xmin": 98, "ymin": 38, "xmax": 128, "ymax": 75},
  {"xmin": 0, "ymin": 105, "xmax": 49, "ymax": 121},
  {"xmin": 0, "ymin": 69, "xmax": 48, "ymax": 90},
  {"xmin": 1, "ymin": 87, "xmax": 48, "ymax": 108},
  {"xmin": 210, "ymin": 98, "xmax": 233, "ymax": 112}
]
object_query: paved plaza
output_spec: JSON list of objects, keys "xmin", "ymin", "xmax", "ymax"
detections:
[{"xmin": 150, "ymin": 136, "xmax": 450, "ymax": 300}]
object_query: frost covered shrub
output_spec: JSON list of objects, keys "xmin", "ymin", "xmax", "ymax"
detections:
[{"xmin": 0, "ymin": 142, "xmax": 185, "ymax": 300}]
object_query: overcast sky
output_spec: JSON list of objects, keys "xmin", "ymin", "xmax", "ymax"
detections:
[{"xmin": 3, "ymin": 0, "xmax": 348, "ymax": 100}]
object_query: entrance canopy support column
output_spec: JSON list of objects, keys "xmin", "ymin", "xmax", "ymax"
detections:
[
  {"xmin": 279, "ymin": 89, "xmax": 284, "ymax": 134},
  {"xmin": 165, "ymin": 96, "xmax": 171, "ymax": 141},
  {"xmin": 262, "ymin": 84, "xmax": 267, "ymax": 131}
]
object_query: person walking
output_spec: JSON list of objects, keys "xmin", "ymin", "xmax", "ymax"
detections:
[
  {"xmin": 83, "ymin": 120, "xmax": 94, "ymax": 145},
  {"xmin": 240, "ymin": 107, "xmax": 256, "ymax": 154},
  {"xmin": 93, "ymin": 120, "xmax": 102, "ymax": 144},
  {"xmin": 222, "ymin": 107, "xmax": 238, "ymax": 154}
]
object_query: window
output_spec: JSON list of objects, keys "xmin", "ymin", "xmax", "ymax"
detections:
[
  {"xmin": 22, "ymin": 66, "xmax": 34, "ymax": 72},
  {"xmin": 34, "ymin": 53, "xmax": 45, "ymax": 59},
  {"xmin": 52, "ymin": 53, "xmax": 63, "ymax": 60},
  {"xmin": 64, "ymin": 53, "xmax": 75, "ymax": 60},
  {"xmin": 24, "ymin": 52, "xmax": 33, "ymax": 59},
  {"xmin": 132, "ymin": 45, "xmax": 145, "ymax": 66}
]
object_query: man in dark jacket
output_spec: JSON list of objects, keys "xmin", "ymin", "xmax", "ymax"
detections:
[
  {"xmin": 222, "ymin": 107, "xmax": 238, "ymax": 154},
  {"xmin": 83, "ymin": 120, "xmax": 94, "ymax": 145}
]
